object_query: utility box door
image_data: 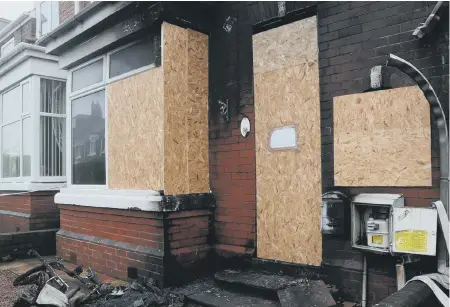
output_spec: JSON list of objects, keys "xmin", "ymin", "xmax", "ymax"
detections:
[{"xmin": 392, "ymin": 207, "xmax": 437, "ymax": 256}]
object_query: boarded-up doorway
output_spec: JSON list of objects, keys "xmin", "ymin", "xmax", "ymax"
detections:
[{"xmin": 254, "ymin": 16, "xmax": 322, "ymax": 266}]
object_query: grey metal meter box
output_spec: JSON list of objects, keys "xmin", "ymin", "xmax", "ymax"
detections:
[
  {"xmin": 321, "ymin": 191, "xmax": 347, "ymax": 235},
  {"xmin": 351, "ymin": 193, "xmax": 438, "ymax": 256}
]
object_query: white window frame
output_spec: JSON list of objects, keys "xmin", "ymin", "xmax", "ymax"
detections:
[
  {"xmin": 100, "ymin": 138, "xmax": 105, "ymax": 155},
  {"xmin": 0, "ymin": 76, "xmax": 67, "ymax": 186},
  {"xmin": 1, "ymin": 37, "xmax": 15, "ymax": 58},
  {"xmin": 36, "ymin": 1, "xmax": 59, "ymax": 38},
  {"xmin": 88, "ymin": 134, "xmax": 97, "ymax": 157},
  {"xmin": 106, "ymin": 40, "xmax": 156, "ymax": 83},
  {"xmin": 75, "ymin": 144, "xmax": 83, "ymax": 160},
  {"xmin": 38, "ymin": 77, "xmax": 67, "ymax": 182},
  {"xmin": 67, "ymin": 39, "xmax": 157, "ymax": 188},
  {"xmin": 0, "ymin": 81, "xmax": 29, "ymax": 182}
]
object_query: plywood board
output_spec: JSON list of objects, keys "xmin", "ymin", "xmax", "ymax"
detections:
[
  {"xmin": 253, "ymin": 15, "xmax": 317, "ymax": 75},
  {"xmin": 163, "ymin": 22, "xmax": 209, "ymax": 195},
  {"xmin": 254, "ymin": 17, "xmax": 322, "ymax": 266},
  {"xmin": 334, "ymin": 86, "xmax": 431, "ymax": 187},
  {"xmin": 186, "ymin": 29, "xmax": 209, "ymax": 193},
  {"xmin": 108, "ymin": 67, "xmax": 164, "ymax": 190}
]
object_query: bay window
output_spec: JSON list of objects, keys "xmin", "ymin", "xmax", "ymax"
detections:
[
  {"xmin": 2, "ymin": 84, "xmax": 28, "ymax": 178},
  {"xmin": 68, "ymin": 37, "xmax": 157, "ymax": 186},
  {"xmin": 40, "ymin": 79, "xmax": 66, "ymax": 177},
  {"xmin": 0, "ymin": 77, "xmax": 66, "ymax": 188}
]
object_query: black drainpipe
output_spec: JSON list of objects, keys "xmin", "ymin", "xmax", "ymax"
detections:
[{"xmin": 384, "ymin": 53, "xmax": 449, "ymax": 272}]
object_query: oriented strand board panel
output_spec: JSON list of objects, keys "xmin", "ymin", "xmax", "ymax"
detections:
[
  {"xmin": 108, "ymin": 67, "xmax": 164, "ymax": 190},
  {"xmin": 163, "ymin": 22, "xmax": 209, "ymax": 195},
  {"xmin": 186, "ymin": 29, "xmax": 210, "ymax": 193},
  {"xmin": 254, "ymin": 16, "xmax": 322, "ymax": 266},
  {"xmin": 253, "ymin": 15, "xmax": 318, "ymax": 75},
  {"xmin": 334, "ymin": 87, "xmax": 431, "ymax": 187}
]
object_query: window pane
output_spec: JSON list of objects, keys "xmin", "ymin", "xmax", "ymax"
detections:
[
  {"xmin": 2, "ymin": 121, "xmax": 20, "ymax": 178},
  {"xmin": 41, "ymin": 79, "xmax": 66, "ymax": 114},
  {"xmin": 22, "ymin": 82, "xmax": 30, "ymax": 114},
  {"xmin": 51, "ymin": 2, "xmax": 59, "ymax": 31},
  {"xmin": 72, "ymin": 90, "xmax": 105, "ymax": 185},
  {"xmin": 40, "ymin": 116, "xmax": 65, "ymax": 176},
  {"xmin": 72, "ymin": 59, "xmax": 103, "ymax": 92},
  {"xmin": 2, "ymin": 85, "xmax": 21, "ymax": 124},
  {"xmin": 109, "ymin": 39, "xmax": 155, "ymax": 78},
  {"xmin": 22, "ymin": 118, "xmax": 31, "ymax": 176},
  {"xmin": 40, "ymin": 1, "xmax": 49, "ymax": 36}
]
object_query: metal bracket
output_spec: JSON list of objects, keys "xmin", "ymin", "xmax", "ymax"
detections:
[{"xmin": 217, "ymin": 99, "xmax": 229, "ymax": 121}]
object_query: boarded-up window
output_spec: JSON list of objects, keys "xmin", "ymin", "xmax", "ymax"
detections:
[{"xmin": 333, "ymin": 86, "xmax": 431, "ymax": 187}]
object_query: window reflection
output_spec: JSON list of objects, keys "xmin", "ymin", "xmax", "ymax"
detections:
[{"xmin": 71, "ymin": 90, "xmax": 106, "ymax": 185}]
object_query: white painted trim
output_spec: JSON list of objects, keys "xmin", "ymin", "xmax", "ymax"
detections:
[
  {"xmin": 55, "ymin": 188, "xmax": 163, "ymax": 211},
  {"xmin": 1, "ymin": 37, "xmax": 15, "ymax": 57},
  {"xmin": 70, "ymin": 82, "xmax": 105, "ymax": 100},
  {"xmin": 0, "ymin": 13, "xmax": 31, "ymax": 45},
  {"xmin": 74, "ymin": 1, "xmax": 81, "ymax": 15},
  {"xmin": 69, "ymin": 56, "xmax": 105, "ymax": 97},
  {"xmin": 106, "ymin": 39, "xmax": 156, "ymax": 82},
  {"xmin": 107, "ymin": 64, "xmax": 155, "ymax": 85},
  {"xmin": 37, "ymin": 1, "xmax": 60, "ymax": 38},
  {"xmin": 65, "ymin": 72, "xmax": 71, "ymax": 186},
  {"xmin": 0, "ymin": 182, "xmax": 65, "ymax": 191},
  {"xmin": 0, "ymin": 44, "xmax": 60, "ymax": 81}
]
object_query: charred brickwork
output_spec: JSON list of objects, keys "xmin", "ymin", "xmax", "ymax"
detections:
[
  {"xmin": 57, "ymin": 195, "xmax": 215, "ymax": 287},
  {"xmin": 208, "ymin": 1, "xmax": 448, "ymax": 305},
  {"xmin": 0, "ymin": 229, "xmax": 57, "ymax": 258},
  {"xmin": 57, "ymin": 206, "xmax": 166, "ymax": 284},
  {"xmin": 209, "ymin": 1, "xmax": 317, "ymax": 259},
  {"xmin": 318, "ymin": 1, "xmax": 448, "ymax": 304}
]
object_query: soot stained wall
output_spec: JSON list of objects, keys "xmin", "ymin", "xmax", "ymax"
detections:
[{"xmin": 209, "ymin": 1, "xmax": 448, "ymax": 304}]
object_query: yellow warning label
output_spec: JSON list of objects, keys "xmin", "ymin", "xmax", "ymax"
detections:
[
  {"xmin": 372, "ymin": 235, "xmax": 383, "ymax": 245},
  {"xmin": 395, "ymin": 230, "xmax": 428, "ymax": 253}
]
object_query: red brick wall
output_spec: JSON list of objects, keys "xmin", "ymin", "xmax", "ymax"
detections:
[
  {"xmin": 0, "ymin": 192, "xmax": 59, "ymax": 233},
  {"xmin": 79, "ymin": 1, "xmax": 91, "ymax": 10},
  {"xmin": 59, "ymin": 205, "xmax": 164, "ymax": 249},
  {"xmin": 57, "ymin": 235, "xmax": 164, "ymax": 282},
  {"xmin": 0, "ymin": 194, "xmax": 31, "ymax": 214},
  {"xmin": 1, "ymin": 215, "xmax": 30, "ymax": 232},
  {"xmin": 166, "ymin": 209, "xmax": 212, "ymax": 265},
  {"xmin": 59, "ymin": 1, "xmax": 75, "ymax": 24},
  {"xmin": 209, "ymin": 108, "xmax": 256, "ymax": 256},
  {"xmin": 57, "ymin": 205, "xmax": 214, "ymax": 285}
]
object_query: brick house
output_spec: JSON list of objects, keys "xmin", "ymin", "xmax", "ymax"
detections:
[
  {"xmin": 0, "ymin": 5, "xmax": 67, "ymax": 239},
  {"xmin": 22, "ymin": 1, "xmax": 449, "ymax": 305}
]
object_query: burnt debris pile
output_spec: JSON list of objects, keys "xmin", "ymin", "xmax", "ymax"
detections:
[{"xmin": 12, "ymin": 250, "xmax": 185, "ymax": 307}]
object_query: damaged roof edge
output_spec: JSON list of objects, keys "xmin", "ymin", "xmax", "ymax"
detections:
[{"xmin": 36, "ymin": 1, "xmax": 134, "ymax": 55}]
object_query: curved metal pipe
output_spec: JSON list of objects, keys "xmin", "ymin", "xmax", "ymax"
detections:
[{"xmin": 385, "ymin": 53, "xmax": 449, "ymax": 273}]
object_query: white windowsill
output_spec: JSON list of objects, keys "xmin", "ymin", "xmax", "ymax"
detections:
[
  {"xmin": 55, "ymin": 188, "xmax": 163, "ymax": 211},
  {"xmin": 0, "ymin": 182, "xmax": 66, "ymax": 191}
]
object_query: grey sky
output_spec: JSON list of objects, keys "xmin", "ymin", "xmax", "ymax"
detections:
[{"xmin": 0, "ymin": 1, "xmax": 34, "ymax": 22}]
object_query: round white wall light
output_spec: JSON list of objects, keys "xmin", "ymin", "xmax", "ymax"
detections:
[{"xmin": 240, "ymin": 117, "xmax": 251, "ymax": 137}]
